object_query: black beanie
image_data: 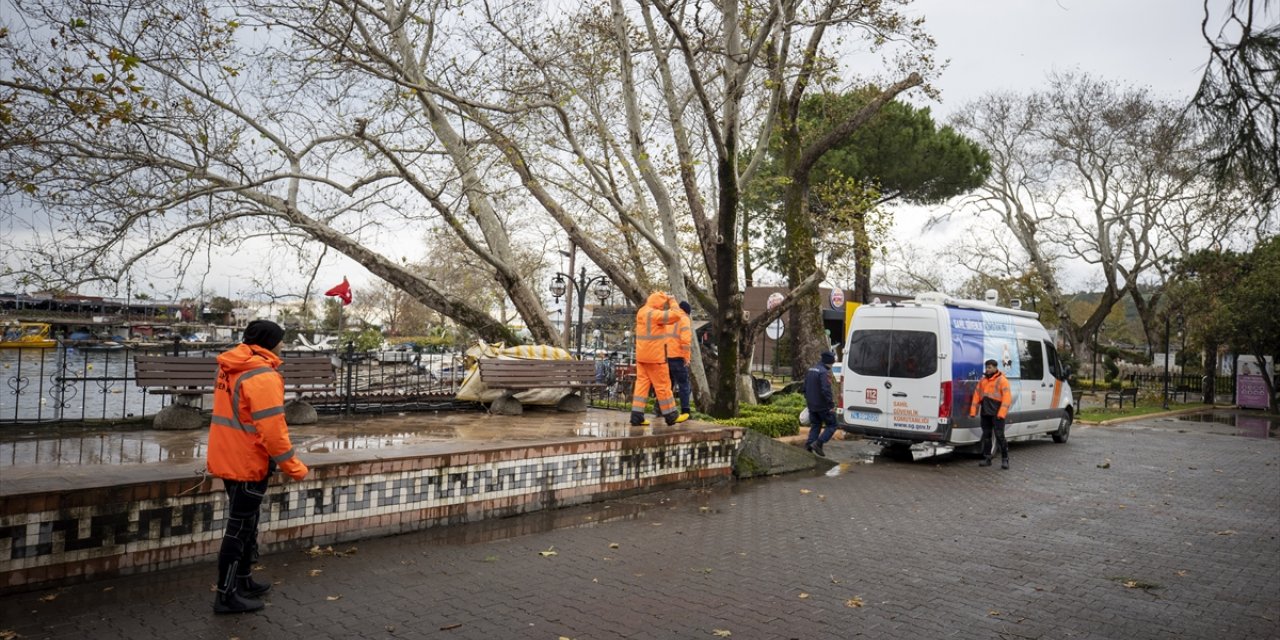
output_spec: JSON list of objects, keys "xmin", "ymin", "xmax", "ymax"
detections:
[
  {"xmin": 243, "ymin": 320, "xmax": 285, "ymax": 350},
  {"xmin": 679, "ymin": 300, "xmax": 692, "ymax": 315},
  {"xmin": 821, "ymin": 351, "xmax": 836, "ymax": 365}
]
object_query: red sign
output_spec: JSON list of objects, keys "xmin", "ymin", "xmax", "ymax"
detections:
[
  {"xmin": 865, "ymin": 388, "xmax": 878, "ymax": 404},
  {"xmin": 830, "ymin": 287, "xmax": 845, "ymax": 309}
]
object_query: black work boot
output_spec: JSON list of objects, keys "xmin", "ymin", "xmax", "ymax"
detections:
[
  {"xmin": 979, "ymin": 458, "xmax": 992, "ymax": 467},
  {"xmin": 813, "ymin": 442, "xmax": 826, "ymax": 458},
  {"xmin": 238, "ymin": 573, "xmax": 272, "ymax": 598},
  {"xmin": 214, "ymin": 589, "xmax": 264, "ymax": 614},
  {"xmin": 1001, "ymin": 458, "xmax": 1010, "ymax": 470}
]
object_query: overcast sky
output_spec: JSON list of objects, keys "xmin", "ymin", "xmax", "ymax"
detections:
[{"xmin": 878, "ymin": 0, "xmax": 1266, "ymax": 294}]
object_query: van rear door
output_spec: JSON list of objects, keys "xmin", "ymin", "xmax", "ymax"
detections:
[{"xmin": 843, "ymin": 308, "xmax": 943, "ymax": 439}]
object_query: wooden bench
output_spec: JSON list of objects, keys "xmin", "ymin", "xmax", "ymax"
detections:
[
  {"xmin": 1104, "ymin": 387, "xmax": 1138, "ymax": 409},
  {"xmin": 477, "ymin": 358, "xmax": 602, "ymax": 415},
  {"xmin": 134, "ymin": 355, "xmax": 336, "ymax": 428}
]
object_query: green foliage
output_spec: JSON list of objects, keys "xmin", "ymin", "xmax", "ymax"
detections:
[
  {"xmin": 802, "ymin": 87, "xmax": 992, "ymax": 205},
  {"xmin": 344, "ymin": 328, "xmax": 384, "ymax": 352},
  {"xmin": 707, "ymin": 393, "xmax": 805, "ymax": 438}
]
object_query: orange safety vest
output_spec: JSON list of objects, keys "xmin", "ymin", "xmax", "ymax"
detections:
[
  {"xmin": 668, "ymin": 311, "xmax": 692, "ymax": 361},
  {"xmin": 634, "ymin": 291, "xmax": 679, "ymax": 364},
  {"xmin": 207, "ymin": 344, "xmax": 309, "ymax": 482},
  {"xmin": 969, "ymin": 370, "xmax": 1012, "ymax": 419}
]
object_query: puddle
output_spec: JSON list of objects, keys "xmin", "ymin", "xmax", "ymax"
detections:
[{"xmin": 1175, "ymin": 410, "xmax": 1278, "ymax": 439}]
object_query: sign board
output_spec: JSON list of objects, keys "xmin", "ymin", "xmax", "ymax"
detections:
[
  {"xmin": 1236, "ymin": 355, "xmax": 1273, "ymax": 409},
  {"xmin": 765, "ymin": 318, "xmax": 784, "ymax": 340},
  {"xmin": 829, "ymin": 287, "xmax": 845, "ymax": 310}
]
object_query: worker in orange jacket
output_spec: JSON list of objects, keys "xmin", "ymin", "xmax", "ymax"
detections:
[
  {"xmin": 666, "ymin": 300, "xmax": 694, "ymax": 418},
  {"xmin": 207, "ymin": 319, "xmax": 310, "ymax": 614},
  {"xmin": 632, "ymin": 291, "xmax": 685, "ymax": 426},
  {"xmin": 969, "ymin": 358, "xmax": 1013, "ymax": 469}
]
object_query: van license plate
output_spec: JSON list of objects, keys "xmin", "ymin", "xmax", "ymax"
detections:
[{"xmin": 847, "ymin": 410, "xmax": 879, "ymax": 423}]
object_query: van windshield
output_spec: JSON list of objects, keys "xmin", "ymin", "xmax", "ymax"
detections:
[{"xmin": 846, "ymin": 330, "xmax": 937, "ymax": 379}]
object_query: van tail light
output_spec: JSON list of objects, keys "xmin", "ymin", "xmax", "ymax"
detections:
[
  {"xmin": 938, "ymin": 381, "xmax": 952, "ymax": 419},
  {"xmin": 836, "ymin": 379, "xmax": 844, "ymax": 409}
]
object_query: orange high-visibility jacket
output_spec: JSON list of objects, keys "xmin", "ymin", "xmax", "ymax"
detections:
[
  {"xmin": 668, "ymin": 310, "xmax": 692, "ymax": 361},
  {"xmin": 634, "ymin": 291, "xmax": 679, "ymax": 364},
  {"xmin": 969, "ymin": 369, "xmax": 1013, "ymax": 419},
  {"xmin": 207, "ymin": 344, "xmax": 309, "ymax": 482}
]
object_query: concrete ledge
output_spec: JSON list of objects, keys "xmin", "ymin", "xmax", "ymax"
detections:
[
  {"xmin": 0, "ymin": 428, "xmax": 741, "ymax": 594},
  {"xmin": 734, "ymin": 430, "xmax": 835, "ymax": 478}
]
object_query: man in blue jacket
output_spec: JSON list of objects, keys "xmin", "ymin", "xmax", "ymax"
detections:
[{"xmin": 804, "ymin": 351, "xmax": 839, "ymax": 457}]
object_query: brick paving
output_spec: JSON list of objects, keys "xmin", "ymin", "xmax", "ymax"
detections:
[{"xmin": 2, "ymin": 416, "xmax": 1277, "ymax": 639}]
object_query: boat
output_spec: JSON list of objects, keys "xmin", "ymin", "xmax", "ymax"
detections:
[{"xmin": 0, "ymin": 322, "xmax": 58, "ymax": 349}]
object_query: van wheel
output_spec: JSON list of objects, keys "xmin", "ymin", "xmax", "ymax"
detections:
[{"xmin": 1052, "ymin": 410, "xmax": 1072, "ymax": 443}]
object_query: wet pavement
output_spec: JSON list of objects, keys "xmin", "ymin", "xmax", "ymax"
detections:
[{"xmin": 1, "ymin": 410, "xmax": 1277, "ymax": 639}]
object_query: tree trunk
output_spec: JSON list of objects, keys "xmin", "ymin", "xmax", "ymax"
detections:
[{"xmin": 852, "ymin": 212, "xmax": 872, "ymax": 303}]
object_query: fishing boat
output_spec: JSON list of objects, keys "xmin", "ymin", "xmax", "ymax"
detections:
[{"xmin": 0, "ymin": 322, "xmax": 58, "ymax": 349}]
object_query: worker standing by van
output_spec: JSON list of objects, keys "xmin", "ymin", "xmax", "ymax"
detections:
[
  {"xmin": 804, "ymin": 351, "xmax": 839, "ymax": 457},
  {"xmin": 969, "ymin": 358, "xmax": 1013, "ymax": 469}
]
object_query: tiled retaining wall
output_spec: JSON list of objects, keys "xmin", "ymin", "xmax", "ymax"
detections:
[{"xmin": 0, "ymin": 429, "xmax": 740, "ymax": 593}]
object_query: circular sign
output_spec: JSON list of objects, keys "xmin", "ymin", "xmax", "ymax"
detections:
[
  {"xmin": 765, "ymin": 318, "xmax": 784, "ymax": 340},
  {"xmin": 829, "ymin": 287, "xmax": 845, "ymax": 309},
  {"xmin": 766, "ymin": 292, "xmax": 784, "ymax": 310}
]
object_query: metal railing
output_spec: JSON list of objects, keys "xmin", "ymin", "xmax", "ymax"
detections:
[{"xmin": 0, "ymin": 342, "xmax": 476, "ymax": 425}]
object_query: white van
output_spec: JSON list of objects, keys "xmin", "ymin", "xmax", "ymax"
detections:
[{"xmin": 839, "ymin": 292, "xmax": 1074, "ymax": 451}]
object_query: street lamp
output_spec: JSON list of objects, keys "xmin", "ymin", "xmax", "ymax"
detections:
[
  {"xmin": 1162, "ymin": 314, "xmax": 1172, "ymax": 410},
  {"xmin": 549, "ymin": 266, "xmax": 611, "ymax": 356}
]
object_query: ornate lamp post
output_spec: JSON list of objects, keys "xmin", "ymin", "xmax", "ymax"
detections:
[{"xmin": 549, "ymin": 267, "xmax": 611, "ymax": 356}]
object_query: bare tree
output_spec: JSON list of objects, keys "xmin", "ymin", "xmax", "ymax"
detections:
[{"xmin": 949, "ymin": 73, "xmax": 1260, "ymax": 357}]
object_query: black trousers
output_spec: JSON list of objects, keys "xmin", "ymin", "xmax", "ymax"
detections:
[
  {"xmin": 217, "ymin": 473, "xmax": 269, "ymax": 593},
  {"xmin": 980, "ymin": 415, "xmax": 1009, "ymax": 460}
]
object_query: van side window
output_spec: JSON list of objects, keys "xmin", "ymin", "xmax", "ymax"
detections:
[
  {"xmin": 1017, "ymin": 339, "xmax": 1044, "ymax": 380},
  {"xmin": 847, "ymin": 330, "xmax": 937, "ymax": 379},
  {"xmin": 1044, "ymin": 341, "xmax": 1064, "ymax": 380}
]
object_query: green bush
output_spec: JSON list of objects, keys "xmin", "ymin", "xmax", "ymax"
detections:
[{"xmin": 717, "ymin": 413, "xmax": 801, "ymax": 438}]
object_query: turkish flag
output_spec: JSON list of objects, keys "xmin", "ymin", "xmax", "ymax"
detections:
[{"xmin": 324, "ymin": 277, "xmax": 353, "ymax": 306}]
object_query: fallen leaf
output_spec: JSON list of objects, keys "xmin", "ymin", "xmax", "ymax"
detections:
[
  {"xmin": 699, "ymin": 506, "xmax": 710, "ymax": 512},
  {"xmin": 799, "ymin": 489, "xmax": 813, "ymax": 495},
  {"xmin": 309, "ymin": 569, "xmax": 323, "ymax": 577},
  {"xmin": 1214, "ymin": 530, "xmax": 1237, "ymax": 536},
  {"xmin": 440, "ymin": 623, "xmax": 462, "ymax": 630},
  {"xmin": 1122, "ymin": 581, "xmax": 1139, "ymax": 589},
  {"xmin": 1175, "ymin": 570, "xmax": 1187, "ymax": 577},
  {"xmin": 609, "ymin": 543, "xmax": 620, "ymax": 549},
  {"xmin": 846, "ymin": 596, "xmax": 864, "ymax": 608},
  {"xmin": 712, "ymin": 630, "xmax": 732, "ymax": 637},
  {"xmin": 1097, "ymin": 460, "xmax": 1111, "ymax": 469},
  {"xmin": 38, "ymin": 593, "xmax": 57, "ymax": 602},
  {"xmin": 539, "ymin": 547, "xmax": 558, "ymax": 557},
  {"xmin": 830, "ymin": 575, "xmax": 842, "ymax": 584},
  {"xmin": 1, "ymin": 630, "xmax": 17, "ymax": 640},
  {"xmin": 798, "ymin": 592, "xmax": 810, "ymax": 599},
  {"xmin": 483, "ymin": 555, "xmax": 499, "ymax": 562},
  {"xmin": 988, "ymin": 610, "xmax": 1001, "ymax": 616},
  {"xmin": 559, "ymin": 637, "xmax": 572, "ymax": 640},
  {"xmin": 326, "ymin": 595, "xmax": 342, "ymax": 601}
]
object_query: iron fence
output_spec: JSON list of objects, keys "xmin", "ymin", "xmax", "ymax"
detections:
[{"xmin": 0, "ymin": 343, "xmax": 476, "ymax": 425}]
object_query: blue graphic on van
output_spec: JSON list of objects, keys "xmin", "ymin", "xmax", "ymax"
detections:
[{"xmin": 948, "ymin": 307, "xmax": 1020, "ymax": 381}]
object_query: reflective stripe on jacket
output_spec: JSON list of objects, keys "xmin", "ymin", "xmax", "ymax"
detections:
[
  {"xmin": 969, "ymin": 370, "xmax": 1012, "ymax": 419},
  {"xmin": 634, "ymin": 291, "xmax": 678, "ymax": 364},
  {"xmin": 207, "ymin": 344, "xmax": 308, "ymax": 481},
  {"xmin": 667, "ymin": 311, "xmax": 692, "ymax": 361}
]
